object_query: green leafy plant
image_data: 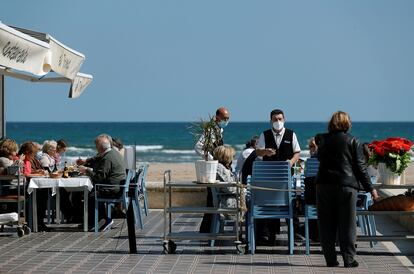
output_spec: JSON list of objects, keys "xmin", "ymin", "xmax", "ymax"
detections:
[{"xmin": 189, "ymin": 115, "xmax": 222, "ymax": 161}]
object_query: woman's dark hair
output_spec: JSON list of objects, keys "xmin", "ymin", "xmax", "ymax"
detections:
[
  {"xmin": 18, "ymin": 142, "xmax": 36, "ymax": 156},
  {"xmin": 245, "ymin": 136, "xmax": 259, "ymax": 149},
  {"xmin": 112, "ymin": 137, "xmax": 124, "ymax": 150},
  {"xmin": 57, "ymin": 139, "xmax": 68, "ymax": 149}
]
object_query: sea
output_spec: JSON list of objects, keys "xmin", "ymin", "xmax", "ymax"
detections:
[{"xmin": 5, "ymin": 122, "xmax": 414, "ymax": 163}]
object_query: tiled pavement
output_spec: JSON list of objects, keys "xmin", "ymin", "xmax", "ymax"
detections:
[{"xmin": 0, "ymin": 210, "xmax": 413, "ymax": 273}]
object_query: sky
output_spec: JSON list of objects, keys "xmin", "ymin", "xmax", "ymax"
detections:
[{"xmin": 2, "ymin": 0, "xmax": 414, "ymax": 122}]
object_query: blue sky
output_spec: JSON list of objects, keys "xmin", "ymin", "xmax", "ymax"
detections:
[{"xmin": 2, "ymin": 0, "xmax": 414, "ymax": 122}]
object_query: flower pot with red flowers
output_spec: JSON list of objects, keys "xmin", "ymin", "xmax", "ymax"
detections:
[{"xmin": 368, "ymin": 137, "xmax": 413, "ymax": 185}]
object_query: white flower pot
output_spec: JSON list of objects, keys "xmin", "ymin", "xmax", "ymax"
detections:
[
  {"xmin": 377, "ymin": 163, "xmax": 401, "ymax": 185},
  {"xmin": 195, "ymin": 160, "xmax": 218, "ymax": 183}
]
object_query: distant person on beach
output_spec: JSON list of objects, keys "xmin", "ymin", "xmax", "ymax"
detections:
[
  {"xmin": 235, "ymin": 136, "xmax": 259, "ymax": 174},
  {"xmin": 194, "ymin": 107, "xmax": 230, "ymax": 160},
  {"xmin": 196, "ymin": 107, "xmax": 231, "ymax": 233},
  {"xmin": 315, "ymin": 111, "xmax": 379, "ymax": 268},
  {"xmin": 79, "ymin": 134, "xmax": 126, "ymax": 231},
  {"xmin": 254, "ymin": 108, "xmax": 301, "ymax": 245},
  {"xmin": 308, "ymin": 137, "xmax": 318, "ymax": 158}
]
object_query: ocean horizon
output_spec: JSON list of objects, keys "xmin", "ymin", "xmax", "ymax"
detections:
[{"xmin": 5, "ymin": 122, "xmax": 414, "ymax": 163}]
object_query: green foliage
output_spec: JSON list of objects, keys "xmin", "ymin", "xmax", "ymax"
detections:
[
  {"xmin": 369, "ymin": 151, "xmax": 411, "ymax": 176},
  {"xmin": 189, "ymin": 115, "xmax": 222, "ymax": 161}
]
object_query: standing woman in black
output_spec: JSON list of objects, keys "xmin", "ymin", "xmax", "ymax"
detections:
[{"xmin": 315, "ymin": 111, "xmax": 378, "ymax": 268}]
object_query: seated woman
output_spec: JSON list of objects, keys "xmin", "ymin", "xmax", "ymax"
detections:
[
  {"xmin": 0, "ymin": 139, "xmax": 19, "ymax": 196},
  {"xmin": 20, "ymin": 142, "xmax": 49, "ymax": 231},
  {"xmin": 0, "ymin": 139, "xmax": 19, "ymax": 174},
  {"xmin": 213, "ymin": 146, "xmax": 245, "ymax": 220},
  {"xmin": 54, "ymin": 139, "xmax": 68, "ymax": 169},
  {"xmin": 235, "ymin": 136, "xmax": 259, "ymax": 175},
  {"xmin": 40, "ymin": 140, "xmax": 57, "ymax": 172}
]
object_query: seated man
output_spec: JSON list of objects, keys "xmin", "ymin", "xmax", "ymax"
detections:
[{"xmin": 79, "ymin": 134, "xmax": 126, "ymax": 231}]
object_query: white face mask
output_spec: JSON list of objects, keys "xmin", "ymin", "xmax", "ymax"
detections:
[{"xmin": 272, "ymin": 121, "xmax": 284, "ymax": 131}]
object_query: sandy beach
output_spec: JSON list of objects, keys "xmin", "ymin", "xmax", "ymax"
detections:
[{"xmin": 146, "ymin": 162, "xmax": 414, "ymax": 183}]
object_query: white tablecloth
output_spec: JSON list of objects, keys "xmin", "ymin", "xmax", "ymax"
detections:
[{"xmin": 27, "ymin": 176, "xmax": 93, "ymax": 195}]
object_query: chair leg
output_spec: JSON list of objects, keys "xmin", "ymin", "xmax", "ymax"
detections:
[
  {"xmin": 143, "ymin": 192, "xmax": 149, "ymax": 216},
  {"xmin": 248, "ymin": 217, "xmax": 255, "ymax": 255},
  {"xmin": 95, "ymin": 200, "xmax": 99, "ymax": 233},
  {"xmin": 209, "ymin": 214, "xmax": 220, "ymax": 247},
  {"xmin": 107, "ymin": 203, "xmax": 112, "ymax": 219},
  {"xmin": 305, "ymin": 217, "xmax": 310, "ymax": 255},
  {"xmin": 132, "ymin": 198, "xmax": 143, "ymax": 230},
  {"xmin": 289, "ymin": 218, "xmax": 294, "ymax": 255}
]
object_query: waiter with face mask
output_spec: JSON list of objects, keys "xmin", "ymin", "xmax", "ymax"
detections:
[{"xmin": 254, "ymin": 109, "xmax": 301, "ymax": 245}]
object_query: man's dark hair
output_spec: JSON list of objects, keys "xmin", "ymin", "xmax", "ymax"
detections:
[{"xmin": 270, "ymin": 109, "xmax": 284, "ymax": 119}]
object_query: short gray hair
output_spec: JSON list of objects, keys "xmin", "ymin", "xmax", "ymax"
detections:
[{"xmin": 95, "ymin": 134, "xmax": 112, "ymax": 150}]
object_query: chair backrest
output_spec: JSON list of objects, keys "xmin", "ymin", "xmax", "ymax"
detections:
[
  {"xmin": 136, "ymin": 163, "xmax": 149, "ymax": 192},
  {"xmin": 304, "ymin": 158, "xmax": 319, "ymax": 178},
  {"xmin": 251, "ymin": 161, "xmax": 292, "ymax": 206},
  {"xmin": 122, "ymin": 169, "xmax": 135, "ymax": 195}
]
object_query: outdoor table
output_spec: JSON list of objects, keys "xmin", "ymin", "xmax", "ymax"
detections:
[{"xmin": 27, "ymin": 176, "xmax": 93, "ymax": 232}]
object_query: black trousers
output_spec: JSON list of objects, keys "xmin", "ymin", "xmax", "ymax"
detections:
[
  {"xmin": 199, "ymin": 188, "xmax": 213, "ymax": 233},
  {"xmin": 316, "ymin": 184, "xmax": 357, "ymax": 265},
  {"xmin": 87, "ymin": 189, "xmax": 121, "ymax": 227}
]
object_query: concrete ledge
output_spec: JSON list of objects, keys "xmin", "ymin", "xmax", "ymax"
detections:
[
  {"xmin": 146, "ymin": 181, "xmax": 206, "ymax": 209},
  {"xmin": 379, "ymin": 188, "xmax": 414, "ymax": 233}
]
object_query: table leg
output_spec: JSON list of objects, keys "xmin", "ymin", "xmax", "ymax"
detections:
[
  {"xmin": 56, "ymin": 189, "xmax": 61, "ymax": 224},
  {"xmin": 84, "ymin": 187, "xmax": 88, "ymax": 232},
  {"xmin": 33, "ymin": 189, "xmax": 38, "ymax": 233}
]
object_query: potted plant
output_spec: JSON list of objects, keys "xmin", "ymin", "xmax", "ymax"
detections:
[
  {"xmin": 368, "ymin": 137, "xmax": 413, "ymax": 185},
  {"xmin": 190, "ymin": 116, "xmax": 222, "ymax": 183}
]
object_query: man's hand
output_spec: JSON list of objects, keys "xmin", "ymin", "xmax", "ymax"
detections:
[
  {"xmin": 78, "ymin": 166, "xmax": 88, "ymax": 174},
  {"xmin": 263, "ymin": 148, "xmax": 276, "ymax": 157},
  {"xmin": 76, "ymin": 158, "xmax": 86, "ymax": 165}
]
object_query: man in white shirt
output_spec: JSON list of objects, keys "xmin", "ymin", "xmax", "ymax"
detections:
[
  {"xmin": 256, "ymin": 109, "xmax": 301, "ymax": 166},
  {"xmin": 254, "ymin": 109, "xmax": 301, "ymax": 245},
  {"xmin": 194, "ymin": 107, "xmax": 230, "ymax": 233},
  {"xmin": 194, "ymin": 107, "xmax": 230, "ymax": 160}
]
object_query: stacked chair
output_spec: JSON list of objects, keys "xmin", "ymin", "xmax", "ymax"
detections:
[{"xmin": 247, "ymin": 161, "xmax": 295, "ymax": 254}]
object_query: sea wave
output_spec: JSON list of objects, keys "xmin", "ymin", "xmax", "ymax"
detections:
[
  {"xmin": 161, "ymin": 149, "xmax": 196, "ymax": 154},
  {"xmin": 66, "ymin": 146, "xmax": 95, "ymax": 154},
  {"xmin": 134, "ymin": 145, "xmax": 164, "ymax": 152}
]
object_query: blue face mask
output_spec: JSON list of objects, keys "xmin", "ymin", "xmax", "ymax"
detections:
[{"xmin": 218, "ymin": 120, "xmax": 229, "ymax": 128}]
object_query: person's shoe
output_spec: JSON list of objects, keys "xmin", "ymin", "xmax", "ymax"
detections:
[
  {"xmin": 344, "ymin": 260, "xmax": 359, "ymax": 268},
  {"xmin": 256, "ymin": 236, "xmax": 269, "ymax": 246},
  {"xmin": 327, "ymin": 261, "xmax": 339, "ymax": 267},
  {"xmin": 100, "ymin": 218, "xmax": 114, "ymax": 232},
  {"xmin": 38, "ymin": 223, "xmax": 51, "ymax": 232}
]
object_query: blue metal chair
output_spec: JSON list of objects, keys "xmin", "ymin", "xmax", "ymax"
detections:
[
  {"xmin": 209, "ymin": 187, "xmax": 236, "ymax": 247},
  {"xmin": 137, "ymin": 163, "xmax": 150, "ymax": 216},
  {"xmin": 356, "ymin": 192, "xmax": 377, "ymax": 247},
  {"xmin": 248, "ymin": 161, "xmax": 294, "ymax": 254},
  {"xmin": 94, "ymin": 170, "xmax": 134, "ymax": 233},
  {"xmin": 303, "ymin": 157, "xmax": 319, "ymax": 255},
  {"xmin": 129, "ymin": 164, "xmax": 150, "ymax": 230}
]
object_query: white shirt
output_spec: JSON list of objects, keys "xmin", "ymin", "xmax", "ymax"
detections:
[
  {"xmin": 194, "ymin": 127, "xmax": 224, "ymax": 160},
  {"xmin": 257, "ymin": 127, "xmax": 301, "ymax": 153},
  {"xmin": 235, "ymin": 147, "xmax": 255, "ymax": 173}
]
